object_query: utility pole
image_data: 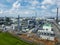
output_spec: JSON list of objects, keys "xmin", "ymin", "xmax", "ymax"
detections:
[{"xmin": 56, "ymin": 8, "xmax": 58, "ymax": 24}]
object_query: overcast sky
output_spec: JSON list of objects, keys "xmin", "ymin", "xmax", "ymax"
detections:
[{"xmin": 0, "ymin": 0, "xmax": 60, "ymax": 17}]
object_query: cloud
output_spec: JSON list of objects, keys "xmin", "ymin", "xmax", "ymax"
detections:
[
  {"xmin": 42, "ymin": 0, "xmax": 55, "ymax": 5},
  {"xmin": 6, "ymin": 0, "xmax": 15, "ymax": 3},
  {"xmin": 12, "ymin": 1, "xmax": 21, "ymax": 9},
  {"xmin": 0, "ymin": 3, "xmax": 9, "ymax": 9},
  {"xmin": 7, "ymin": 0, "xmax": 21, "ymax": 14},
  {"xmin": 27, "ymin": 0, "xmax": 40, "ymax": 9},
  {"xmin": 8, "ymin": 0, "xmax": 35, "ymax": 14},
  {"xmin": 0, "ymin": 0, "xmax": 21, "ymax": 15},
  {"xmin": 0, "ymin": 0, "xmax": 58, "ymax": 17},
  {"xmin": 39, "ymin": 0, "xmax": 57, "ymax": 10},
  {"xmin": 41, "ymin": 5, "xmax": 46, "ymax": 9},
  {"xmin": 56, "ymin": 0, "xmax": 60, "ymax": 7},
  {"xmin": 0, "ymin": 10, "xmax": 3, "ymax": 14},
  {"xmin": 17, "ymin": 10, "xmax": 34, "ymax": 15},
  {"xmin": 31, "ymin": 0, "xmax": 39, "ymax": 6},
  {"xmin": 51, "ymin": 8, "xmax": 60, "ymax": 17},
  {"xmin": 28, "ymin": 6, "xmax": 36, "ymax": 10},
  {"xmin": 51, "ymin": 8, "xmax": 57, "ymax": 13}
]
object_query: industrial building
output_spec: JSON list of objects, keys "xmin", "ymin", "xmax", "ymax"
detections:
[
  {"xmin": 0, "ymin": 16, "xmax": 56, "ymax": 41},
  {"xmin": 37, "ymin": 23, "xmax": 55, "ymax": 41}
]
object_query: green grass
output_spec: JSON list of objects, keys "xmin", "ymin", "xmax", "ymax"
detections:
[{"xmin": 0, "ymin": 32, "xmax": 35, "ymax": 45}]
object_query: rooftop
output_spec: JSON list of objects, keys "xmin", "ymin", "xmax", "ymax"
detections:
[{"xmin": 43, "ymin": 23, "xmax": 51, "ymax": 27}]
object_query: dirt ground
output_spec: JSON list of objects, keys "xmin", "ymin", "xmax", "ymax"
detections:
[{"xmin": 18, "ymin": 34, "xmax": 58, "ymax": 45}]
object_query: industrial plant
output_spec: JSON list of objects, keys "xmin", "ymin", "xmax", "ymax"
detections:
[
  {"xmin": 0, "ymin": 8, "xmax": 60, "ymax": 45},
  {"xmin": 0, "ymin": 0, "xmax": 60, "ymax": 44}
]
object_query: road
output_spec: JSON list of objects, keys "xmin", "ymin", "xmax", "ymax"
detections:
[
  {"xmin": 48, "ymin": 20, "xmax": 60, "ymax": 42},
  {"xmin": 52, "ymin": 23, "xmax": 60, "ymax": 42}
]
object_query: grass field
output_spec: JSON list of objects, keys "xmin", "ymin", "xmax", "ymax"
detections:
[{"xmin": 0, "ymin": 32, "xmax": 35, "ymax": 45}]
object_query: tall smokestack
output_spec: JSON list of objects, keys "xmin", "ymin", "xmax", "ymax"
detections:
[
  {"xmin": 18, "ymin": 15, "xmax": 20, "ymax": 31},
  {"xmin": 56, "ymin": 8, "xmax": 58, "ymax": 24}
]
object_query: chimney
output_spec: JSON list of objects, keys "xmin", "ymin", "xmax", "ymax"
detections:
[
  {"xmin": 56, "ymin": 8, "xmax": 58, "ymax": 24},
  {"xmin": 18, "ymin": 15, "xmax": 20, "ymax": 31}
]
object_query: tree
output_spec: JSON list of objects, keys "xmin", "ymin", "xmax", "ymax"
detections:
[{"xmin": 5, "ymin": 17, "xmax": 11, "ymax": 25}]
